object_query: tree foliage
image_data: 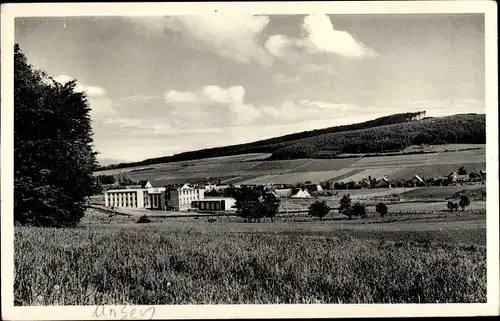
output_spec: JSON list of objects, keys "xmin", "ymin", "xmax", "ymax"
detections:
[
  {"xmin": 458, "ymin": 195, "xmax": 471, "ymax": 211},
  {"xmin": 349, "ymin": 203, "xmax": 367, "ymax": 219},
  {"xmin": 375, "ymin": 202, "xmax": 388, "ymax": 217},
  {"xmin": 97, "ymin": 174, "xmax": 115, "ymax": 185},
  {"xmin": 272, "ymin": 114, "xmax": 485, "ymax": 159},
  {"xmin": 233, "ymin": 186, "xmax": 280, "ymax": 222},
  {"xmin": 308, "ymin": 201, "xmax": 331, "ymax": 220},
  {"xmin": 447, "ymin": 201, "xmax": 459, "ymax": 212},
  {"xmin": 14, "ymin": 44, "xmax": 98, "ymax": 227},
  {"xmin": 339, "ymin": 194, "xmax": 352, "ymax": 218}
]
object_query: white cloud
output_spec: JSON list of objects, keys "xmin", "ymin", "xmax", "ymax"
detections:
[
  {"xmin": 300, "ymin": 14, "xmax": 377, "ymax": 58},
  {"xmin": 265, "ymin": 14, "xmax": 377, "ymax": 60},
  {"xmin": 201, "ymin": 85, "xmax": 245, "ymax": 104},
  {"xmin": 120, "ymin": 95, "xmax": 161, "ymax": 102},
  {"xmin": 164, "ymin": 15, "xmax": 272, "ymax": 66},
  {"xmin": 265, "ymin": 35, "xmax": 292, "ymax": 58},
  {"xmin": 161, "ymin": 85, "xmax": 367, "ymax": 128},
  {"xmin": 297, "ymin": 99, "xmax": 356, "ymax": 111},
  {"xmin": 52, "ymin": 75, "xmax": 106, "ymax": 97},
  {"xmin": 51, "ymin": 74, "xmax": 116, "ymax": 119},
  {"xmin": 164, "ymin": 90, "xmax": 197, "ymax": 103}
]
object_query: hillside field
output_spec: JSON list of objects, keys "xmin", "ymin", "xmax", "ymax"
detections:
[{"xmin": 95, "ymin": 145, "xmax": 485, "ymax": 186}]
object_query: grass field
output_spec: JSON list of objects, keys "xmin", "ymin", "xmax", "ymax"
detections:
[{"xmin": 15, "ymin": 210, "xmax": 486, "ymax": 305}]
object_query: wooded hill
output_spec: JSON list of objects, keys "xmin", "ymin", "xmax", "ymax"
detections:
[{"xmin": 97, "ymin": 112, "xmax": 485, "ymax": 171}]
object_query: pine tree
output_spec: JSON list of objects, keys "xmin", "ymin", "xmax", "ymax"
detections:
[{"xmin": 14, "ymin": 44, "xmax": 99, "ymax": 227}]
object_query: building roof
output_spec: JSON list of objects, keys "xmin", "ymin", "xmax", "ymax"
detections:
[
  {"xmin": 201, "ymin": 197, "xmax": 236, "ymax": 201},
  {"xmin": 412, "ymin": 175, "xmax": 425, "ymax": 183},
  {"xmin": 139, "ymin": 180, "xmax": 152, "ymax": 188},
  {"xmin": 290, "ymin": 188, "xmax": 311, "ymax": 198}
]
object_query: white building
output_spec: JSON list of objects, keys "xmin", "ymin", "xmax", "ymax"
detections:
[
  {"xmin": 104, "ymin": 181, "xmax": 166, "ymax": 210},
  {"xmin": 166, "ymin": 183, "xmax": 205, "ymax": 211},
  {"xmin": 290, "ymin": 188, "xmax": 311, "ymax": 198}
]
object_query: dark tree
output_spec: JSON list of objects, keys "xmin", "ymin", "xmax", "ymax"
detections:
[
  {"xmin": 350, "ymin": 202, "xmax": 367, "ymax": 219},
  {"xmin": 308, "ymin": 201, "xmax": 331, "ymax": 220},
  {"xmin": 97, "ymin": 174, "xmax": 115, "ymax": 185},
  {"xmin": 375, "ymin": 202, "xmax": 388, "ymax": 217},
  {"xmin": 339, "ymin": 194, "xmax": 352, "ymax": 218},
  {"xmin": 233, "ymin": 186, "xmax": 280, "ymax": 222},
  {"xmin": 458, "ymin": 166, "xmax": 467, "ymax": 175},
  {"xmin": 447, "ymin": 201, "xmax": 459, "ymax": 212},
  {"xmin": 458, "ymin": 195, "xmax": 471, "ymax": 211},
  {"xmin": 14, "ymin": 44, "xmax": 98, "ymax": 227},
  {"xmin": 118, "ymin": 176, "xmax": 137, "ymax": 186}
]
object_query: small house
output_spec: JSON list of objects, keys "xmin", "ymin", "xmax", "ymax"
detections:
[{"xmin": 290, "ymin": 188, "xmax": 311, "ymax": 198}]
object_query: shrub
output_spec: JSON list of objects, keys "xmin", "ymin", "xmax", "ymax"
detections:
[
  {"xmin": 136, "ymin": 215, "xmax": 151, "ymax": 224},
  {"xmin": 459, "ymin": 195, "xmax": 471, "ymax": 211},
  {"xmin": 375, "ymin": 202, "xmax": 388, "ymax": 217},
  {"xmin": 308, "ymin": 201, "xmax": 331, "ymax": 220},
  {"xmin": 349, "ymin": 203, "xmax": 367, "ymax": 219},
  {"xmin": 339, "ymin": 194, "xmax": 352, "ymax": 217},
  {"xmin": 447, "ymin": 201, "xmax": 459, "ymax": 212}
]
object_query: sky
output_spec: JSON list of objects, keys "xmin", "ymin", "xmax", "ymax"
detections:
[{"xmin": 14, "ymin": 14, "xmax": 485, "ymax": 165}]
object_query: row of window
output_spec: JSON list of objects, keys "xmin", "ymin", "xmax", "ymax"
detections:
[{"xmin": 107, "ymin": 192, "xmax": 139, "ymax": 207}]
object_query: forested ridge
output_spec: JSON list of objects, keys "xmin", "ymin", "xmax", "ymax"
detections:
[
  {"xmin": 271, "ymin": 113, "xmax": 485, "ymax": 159},
  {"xmin": 97, "ymin": 112, "xmax": 485, "ymax": 170}
]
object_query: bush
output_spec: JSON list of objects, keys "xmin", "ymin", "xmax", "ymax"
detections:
[
  {"xmin": 233, "ymin": 186, "xmax": 280, "ymax": 222},
  {"xmin": 459, "ymin": 195, "xmax": 471, "ymax": 211},
  {"xmin": 308, "ymin": 201, "xmax": 331, "ymax": 220},
  {"xmin": 349, "ymin": 203, "xmax": 367, "ymax": 219},
  {"xmin": 375, "ymin": 202, "xmax": 388, "ymax": 217},
  {"xmin": 339, "ymin": 194, "xmax": 352, "ymax": 217},
  {"xmin": 447, "ymin": 201, "xmax": 459, "ymax": 212},
  {"xmin": 136, "ymin": 215, "xmax": 151, "ymax": 224}
]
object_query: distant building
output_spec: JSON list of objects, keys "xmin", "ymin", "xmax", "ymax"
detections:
[
  {"xmin": 105, "ymin": 180, "xmax": 166, "ymax": 210},
  {"xmin": 271, "ymin": 188, "xmax": 293, "ymax": 198},
  {"xmin": 166, "ymin": 183, "xmax": 205, "ymax": 211},
  {"xmin": 192, "ymin": 197, "xmax": 237, "ymax": 212},
  {"xmin": 305, "ymin": 184, "xmax": 323, "ymax": 192},
  {"xmin": 377, "ymin": 177, "xmax": 393, "ymax": 188},
  {"xmin": 410, "ymin": 175, "xmax": 426, "ymax": 186},
  {"xmin": 290, "ymin": 188, "xmax": 311, "ymax": 198},
  {"xmin": 447, "ymin": 172, "xmax": 470, "ymax": 183}
]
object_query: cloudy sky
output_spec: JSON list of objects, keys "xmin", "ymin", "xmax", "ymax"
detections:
[{"xmin": 15, "ymin": 14, "xmax": 485, "ymax": 164}]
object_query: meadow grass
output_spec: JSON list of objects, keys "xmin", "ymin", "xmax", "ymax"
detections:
[{"xmin": 15, "ymin": 219, "xmax": 486, "ymax": 305}]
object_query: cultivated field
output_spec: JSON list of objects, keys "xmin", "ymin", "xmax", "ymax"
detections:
[
  {"xmin": 15, "ymin": 209, "xmax": 486, "ymax": 305},
  {"xmin": 94, "ymin": 145, "xmax": 486, "ymax": 186}
]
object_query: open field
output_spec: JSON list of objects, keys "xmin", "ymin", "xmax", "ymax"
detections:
[
  {"xmin": 94, "ymin": 145, "xmax": 485, "ymax": 185},
  {"xmin": 15, "ymin": 208, "xmax": 486, "ymax": 305},
  {"xmin": 238, "ymin": 168, "xmax": 355, "ymax": 185}
]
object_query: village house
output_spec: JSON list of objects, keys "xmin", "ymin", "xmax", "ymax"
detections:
[
  {"xmin": 290, "ymin": 188, "xmax": 311, "ymax": 198},
  {"xmin": 448, "ymin": 172, "xmax": 470, "ymax": 183}
]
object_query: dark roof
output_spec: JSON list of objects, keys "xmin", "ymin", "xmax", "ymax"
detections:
[{"xmin": 139, "ymin": 180, "xmax": 149, "ymax": 188}]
